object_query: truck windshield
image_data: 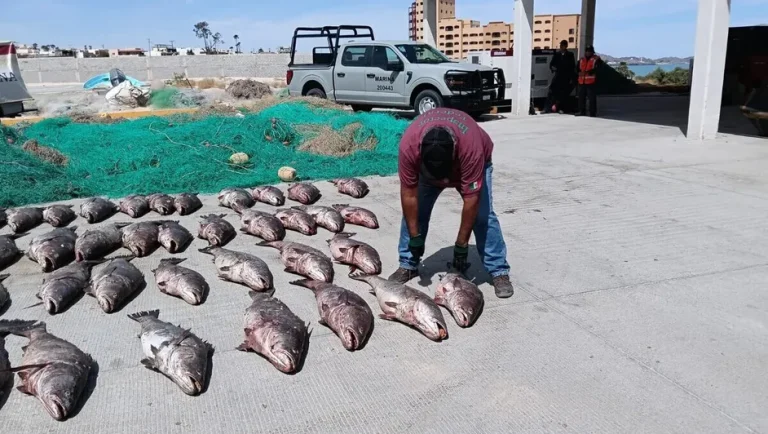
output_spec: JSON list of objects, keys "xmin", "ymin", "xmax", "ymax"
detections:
[{"xmin": 395, "ymin": 44, "xmax": 452, "ymax": 64}]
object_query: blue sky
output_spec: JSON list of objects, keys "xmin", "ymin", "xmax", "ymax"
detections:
[{"xmin": 2, "ymin": 0, "xmax": 766, "ymax": 58}]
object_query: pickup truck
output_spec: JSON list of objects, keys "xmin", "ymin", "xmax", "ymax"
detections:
[{"xmin": 286, "ymin": 26, "xmax": 508, "ymax": 116}]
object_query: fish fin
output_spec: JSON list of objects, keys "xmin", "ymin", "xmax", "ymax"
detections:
[
  {"xmin": 3, "ymin": 363, "xmax": 50, "ymax": 374},
  {"xmin": 149, "ymin": 345, "xmax": 161, "ymax": 357},
  {"xmin": 198, "ymin": 246, "xmax": 216, "ymax": 255},
  {"xmin": 69, "ymin": 225, "xmax": 79, "ymax": 232},
  {"xmin": 0, "ymin": 319, "xmax": 46, "ymax": 338},
  {"xmin": 378, "ymin": 313, "xmax": 397, "ymax": 321},
  {"xmin": 219, "ymin": 266, "xmax": 231, "ymax": 272},
  {"xmin": 16, "ymin": 384, "xmax": 32, "ymax": 395},
  {"xmin": 331, "ymin": 204, "xmax": 349, "ymax": 210},
  {"xmin": 83, "ymin": 284, "xmax": 93, "ymax": 295},
  {"xmin": 8, "ymin": 232, "xmax": 29, "ymax": 240},
  {"xmin": 159, "ymin": 257, "xmax": 187, "ymax": 266},
  {"xmin": 127, "ymin": 310, "xmax": 160, "ymax": 322},
  {"xmin": 384, "ymin": 301, "xmax": 399, "ymax": 308},
  {"xmin": 248, "ymin": 289, "xmax": 276, "ymax": 300},
  {"xmin": 0, "ymin": 274, "xmax": 9, "ymax": 282},
  {"xmin": 23, "ymin": 301, "xmax": 44, "ymax": 310},
  {"xmin": 337, "ymin": 232, "xmax": 357, "ymax": 239},
  {"xmin": 236, "ymin": 342, "xmax": 251, "ymax": 352},
  {"xmin": 289, "ymin": 279, "xmax": 316, "ymax": 292},
  {"xmin": 318, "ymin": 318, "xmax": 327, "ymax": 326},
  {"xmin": 140, "ymin": 358, "xmax": 158, "ymax": 370}
]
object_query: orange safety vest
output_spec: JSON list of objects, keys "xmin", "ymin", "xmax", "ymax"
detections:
[{"xmin": 578, "ymin": 56, "xmax": 598, "ymax": 85}]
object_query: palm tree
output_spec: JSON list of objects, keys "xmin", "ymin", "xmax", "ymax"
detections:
[
  {"xmin": 233, "ymin": 34, "xmax": 240, "ymax": 53},
  {"xmin": 32, "ymin": 43, "xmax": 39, "ymax": 50}
]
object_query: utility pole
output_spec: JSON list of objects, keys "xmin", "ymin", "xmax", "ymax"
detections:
[
  {"xmin": 170, "ymin": 40, "xmax": 175, "ymax": 49},
  {"xmin": 147, "ymin": 38, "xmax": 151, "ymax": 56}
]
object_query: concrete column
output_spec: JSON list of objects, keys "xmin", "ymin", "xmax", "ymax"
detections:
[
  {"xmin": 512, "ymin": 0, "xmax": 534, "ymax": 116},
  {"xmin": 578, "ymin": 0, "xmax": 596, "ymax": 59},
  {"xmin": 687, "ymin": 0, "xmax": 731, "ymax": 140},
  {"xmin": 423, "ymin": 0, "xmax": 437, "ymax": 47}
]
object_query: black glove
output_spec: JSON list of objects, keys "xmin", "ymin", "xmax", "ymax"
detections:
[
  {"xmin": 408, "ymin": 235, "xmax": 425, "ymax": 261},
  {"xmin": 451, "ymin": 244, "xmax": 470, "ymax": 273}
]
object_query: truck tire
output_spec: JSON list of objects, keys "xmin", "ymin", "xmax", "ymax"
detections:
[
  {"xmin": 306, "ymin": 87, "xmax": 327, "ymax": 99},
  {"xmin": 351, "ymin": 105, "xmax": 372, "ymax": 112},
  {"xmin": 414, "ymin": 89, "xmax": 443, "ymax": 115}
]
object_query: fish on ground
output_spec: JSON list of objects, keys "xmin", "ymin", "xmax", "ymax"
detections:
[
  {"xmin": 119, "ymin": 195, "xmax": 150, "ymax": 218},
  {"xmin": 147, "ymin": 194, "xmax": 176, "ymax": 216},
  {"xmin": 274, "ymin": 208, "xmax": 317, "ymax": 236},
  {"xmin": 258, "ymin": 241, "xmax": 334, "ymax": 282},
  {"xmin": 128, "ymin": 310, "xmax": 212, "ymax": 395},
  {"xmin": 43, "ymin": 205, "xmax": 77, "ymax": 227},
  {"xmin": 218, "ymin": 188, "xmax": 254, "ymax": 214},
  {"xmin": 87, "ymin": 257, "xmax": 145, "ymax": 313},
  {"xmin": 292, "ymin": 205, "xmax": 345, "ymax": 233},
  {"xmin": 331, "ymin": 205, "xmax": 380, "ymax": 229},
  {"xmin": 6, "ymin": 207, "xmax": 45, "ymax": 233},
  {"xmin": 152, "ymin": 258, "xmax": 209, "ymax": 305},
  {"xmin": 350, "ymin": 273, "xmax": 448, "ymax": 342},
  {"xmin": 0, "ymin": 233, "xmax": 26, "ymax": 270},
  {"xmin": 199, "ymin": 246, "xmax": 273, "ymax": 291},
  {"xmin": 198, "ymin": 214, "xmax": 236, "ymax": 247},
  {"xmin": 74, "ymin": 223, "xmax": 129, "ymax": 262},
  {"xmin": 331, "ymin": 178, "xmax": 370, "ymax": 199},
  {"xmin": 36, "ymin": 260, "xmax": 104, "ymax": 314},
  {"xmin": 238, "ymin": 290, "xmax": 310, "ymax": 374},
  {"xmin": 240, "ymin": 209, "xmax": 286, "ymax": 242},
  {"xmin": 27, "ymin": 227, "xmax": 78, "ymax": 272},
  {"xmin": 0, "ymin": 320, "xmax": 93, "ymax": 421},
  {"xmin": 327, "ymin": 232, "xmax": 382, "ymax": 275},
  {"xmin": 434, "ymin": 273, "xmax": 484, "ymax": 328},
  {"xmin": 174, "ymin": 193, "xmax": 203, "ymax": 216},
  {"xmin": 122, "ymin": 221, "xmax": 169, "ymax": 257},
  {"xmin": 252, "ymin": 186, "xmax": 285, "ymax": 206},
  {"xmin": 79, "ymin": 197, "xmax": 118, "ymax": 224},
  {"xmin": 291, "ymin": 279, "xmax": 373, "ymax": 351},
  {"xmin": 158, "ymin": 221, "xmax": 193, "ymax": 253},
  {"xmin": 0, "ymin": 274, "xmax": 9, "ymax": 311},
  {"xmin": 287, "ymin": 183, "xmax": 321, "ymax": 205}
]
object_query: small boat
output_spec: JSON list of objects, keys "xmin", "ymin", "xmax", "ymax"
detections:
[{"xmin": 83, "ymin": 70, "xmax": 145, "ymax": 90}]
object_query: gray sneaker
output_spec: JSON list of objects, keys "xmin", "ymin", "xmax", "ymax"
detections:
[
  {"xmin": 492, "ymin": 275, "xmax": 514, "ymax": 298},
  {"xmin": 388, "ymin": 267, "xmax": 419, "ymax": 283}
]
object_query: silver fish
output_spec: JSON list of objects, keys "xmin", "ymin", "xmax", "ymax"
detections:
[
  {"xmin": 128, "ymin": 310, "xmax": 212, "ymax": 395},
  {"xmin": 292, "ymin": 205, "xmax": 345, "ymax": 233},
  {"xmin": 174, "ymin": 193, "xmax": 203, "ymax": 216},
  {"xmin": 275, "ymin": 208, "xmax": 317, "ymax": 236},
  {"xmin": 158, "ymin": 221, "xmax": 193, "ymax": 253},
  {"xmin": 0, "ymin": 233, "xmax": 26, "ymax": 270},
  {"xmin": 147, "ymin": 193, "xmax": 176, "ymax": 215},
  {"xmin": 27, "ymin": 227, "xmax": 78, "ymax": 272},
  {"xmin": 122, "ymin": 221, "xmax": 165, "ymax": 257},
  {"xmin": 7, "ymin": 207, "xmax": 45, "ymax": 233},
  {"xmin": 287, "ymin": 182, "xmax": 321, "ymax": 205},
  {"xmin": 87, "ymin": 257, "xmax": 145, "ymax": 313},
  {"xmin": 240, "ymin": 209, "xmax": 286, "ymax": 242},
  {"xmin": 327, "ymin": 232, "xmax": 382, "ymax": 275},
  {"xmin": 79, "ymin": 197, "xmax": 118, "ymax": 224},
  {"xmin": 43, "ymin": 204, "xmax": 77, "ymax": 227},
  {"xmin": 218, "ymin": 188, "xmax": 254, "ymax": 214},
  {"xmin": 331, "ymin": 204, "xmax": 379, "ymax": 229},
  {"xmin": 199, "ymin": 246, "xmax": 273, "ymax": 291},
  {"xmin": 198, "ymin": 214, "xmax": 236, "ymax": 247},
  {"xmin": 0, "ymin": 274, "xmax": 9, "ymax": 311},
  {"xmin": 237, "ymin": 290, "xmax": 309, "ymax": 374},
  {"xmin": 74, "ymin": 222, "xmax": 129, "ymax": 262},
  {"xmin": 258, "ymin": 241, "xmax": 334, "ymax": 282},
  {"xmin": 434, "ymin": 273, "xmax": 484, "ymax": 328},
  {"xmin": 252, "ymin": 186, "xmax": 286, "ymax": 206},
  {"xmin": 37, "ymin": 260, "xmax": 104, "ymax": 314},
  {"xmin": 152, "ymin": 258, "xmax": 209, "ymax": 305},
  {"xmin": 331, "ymin": 178, "xmax": 370, "ymax": 199},
  {"xmin": 350, "ymin": 273, "xmax": 448, "ymax": 342},
  {"xmin": 119, "ymin": 195, "xmax": 150, "ymax": 218},
  {"xmin": 0, "ymin": 320, "xmax": 93, "ymax": 421},
  {"xmin": 291, "ymin": 279, "xmax": 373, "ymax": 351}
]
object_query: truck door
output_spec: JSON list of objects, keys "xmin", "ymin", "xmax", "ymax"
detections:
[
  {"xmin": 334, "ymin": 46, "xmax": 371, "ymax": 103},
  {"xmin": 366, "ymin": 46, "xmax": 407, "ymax": 106}
]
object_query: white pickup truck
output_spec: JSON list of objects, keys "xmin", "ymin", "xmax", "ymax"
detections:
[
  {"xmin": 0, "ymin": 41, "xmax": 35, "ymax": 117},
  {"xmin": 286, "ymin": 26, "xmax": 509, "ymax": 116}
]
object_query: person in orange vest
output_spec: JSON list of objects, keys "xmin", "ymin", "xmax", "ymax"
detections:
[{"xmin": 576, "ymin": 45, "xmax": 602, "ymax": 117}]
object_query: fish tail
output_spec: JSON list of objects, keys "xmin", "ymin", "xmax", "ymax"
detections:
[
  {"xmin": 248, "ymin": 289, "xmax": 276, "ymax": 301},
  {"xmin": 289, "ymin": 279, "xmax": 317, "ymax": 292},
  {"xmin": 107, "ymin": 254, "xmax": 135, "ymax": 262},
  {"xmin": 128, "ymin": 310, "xmax": 160, "ymax": 322},
  {"xmin": 198, "ymin": 245, "xmax": 216, "ymax": 255},
  {"xmin": 8, "ymin": 232, "xmax": 29, "ymax": 240},
  {"xmin": 0, "ymin": 363, "xmax": 50, "ymax": 374},
  {"xmin": 348, "ymin": 270, "xmax": 372, "ymax": 282},
  {"xmin": 160, "ymin": 257, "xmax": 187, "ymax": 266},
  {"xmin": 0, "ymin": 319, "xmax": 46, "ymax": 338},
  {"xmin": 256, "ymin": 241, "xmax": 280, "ymax": 249},
  {"xmin": 0, "ymin": 274, "xmax": 9, "ymax": 282},
  {"xmin": 337, "ymin": 232, "xmax": 357, "ymax": 239}
]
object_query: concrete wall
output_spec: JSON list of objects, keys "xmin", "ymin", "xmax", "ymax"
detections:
[{"xmin": 18, "ymin": 54, "xmax": 314, "ymax": 84}]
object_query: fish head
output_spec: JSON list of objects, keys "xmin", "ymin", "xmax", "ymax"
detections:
[
  {"xmin": 168, "ymin": 347, "xmax": 208, "ymax": 395},
  {"xmin": 267, "ymin": 334, "xmax": 304, "ymax": 374},
  {"xmin": 37, "ymin": 248, "xmax": 58, "ymax": 272},
  {"xmin": 301, "ymin": 254, "xmax": 334, "ymax": 282},
  {"xmin": 414, "ymin": 299, "xmax": 448, "ymax": 341},
  {"xmin": 37, "ymin": 365, "xmax": 82, "ymax": 421},
  {"xmin": 257, "ymin": 219, "xmax": 285, "ymax": 242},
  {"xmin": 355, "ymin": 250, "xmax": 382, "ymax": 275},
  {"xmin": 178, "ymin": 282, "xmax": 205, "ymax": 305},
  {"xmin": 153, "ymin": 196, "xmax": 175, "ymax": 215},
  {"xmin": 96, "ymin": 291, "xmax": 119, "ymax": 313},
  {"xmin": 338, "ymin": 308, "xmax": 373, "ymax": 351}
]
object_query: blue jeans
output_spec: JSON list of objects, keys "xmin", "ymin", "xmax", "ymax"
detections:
[{"xmin": 398, "ymin": 163, "xmax": 510, "ymax": 278}]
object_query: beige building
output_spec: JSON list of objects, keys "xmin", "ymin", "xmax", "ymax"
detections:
[{"xmin": 409, "ymin": 0, "xmax": 457, "ymax": 41}]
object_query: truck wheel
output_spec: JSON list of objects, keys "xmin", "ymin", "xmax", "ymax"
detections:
[
  {"xmin": 306, "ymin": 88, "xmax": 326, "ymax": 99},
  {"xmin": 414, "ymin": 89, "xmax": 443, "ymax": 115},
  {"xmin": 351, "ymin": 105, "xmax": 372, "ymax": 112}
]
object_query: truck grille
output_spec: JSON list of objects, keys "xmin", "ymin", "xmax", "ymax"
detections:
[{"xmin": 445, "ymin": 69, "xmax": 506, "ymax": 100}]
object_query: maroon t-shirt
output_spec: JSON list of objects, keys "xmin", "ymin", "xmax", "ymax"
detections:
[{"xmin": 398, "ymin": 108, "xmax": 493, "ymax": 196}]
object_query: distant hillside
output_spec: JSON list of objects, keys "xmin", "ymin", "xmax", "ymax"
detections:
[{"xmin": 599, "ymin": 54, "xmax": 693, "ymax": 65}]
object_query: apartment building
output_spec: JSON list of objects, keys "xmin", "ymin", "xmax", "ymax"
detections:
[{"xmin": 408, "ymin": 0, "xmax": 456, "ymax": 41}]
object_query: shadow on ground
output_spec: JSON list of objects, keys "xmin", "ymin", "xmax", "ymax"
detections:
[
  {"xmin": 417, "ymin": 244, "xmax": 490, "ymax": 288},
  {"xmin": 68, "ymin": 358, "xmax": 100, "ymax": 420}
]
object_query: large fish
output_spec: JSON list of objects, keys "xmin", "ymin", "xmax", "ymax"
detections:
[
  {"xmin": 122, "ymin": 221, "xmax": 166, "ymax": 257},
  {"xmin": 27, "ymin": 227, "xmax": 78, "ymax": 272},
  {"xmin": 252, "ymin": 186, "xmax": 285, "ymax": 207},
  {"xmin": 7, "ymin": 207, "xmax": 45, "ymax": 233},
  {"xmin": 287, "ymin": 182, "xmax": 321, "ymax": 205},
  {"xmin": 87, "ymin": 257, "xmax": 145, "ymax": 313},
  {"xmin": 36, "ymin": 260, "xmax": 104, "ymax": 314},
  {"xmin": 75, "ymin": 222, "xmax": 129, "ymax": 262},
  {"xmin": 0, "ymin": 274, "xmax": 9, "ymax": 311},
  {"xmin": 350, "ymin": 273, "xmax": 448, "ymax": 342},
  {"xmin": 158, "ymin": 221, "xmax": 193, "ymax": 253},
  {"xmin": 147, "ymin": 193, "xmax": 176, "ymax": 215},
  {"xmin": 291, "ymin": 279, "xmax": 373, "ymax": 351},
  {"xmin": 237, "ymin": 290, "xmax": 309, "ymax": 374},
  {"xmin": 434, "ymin": 273, "xmax": 484, "ymax": 328},
  {"xmin": 199, "ymin": 246, "xmax": 273, "ymax": 291},
  {"xmin": 327, "ymin": 232, "xmax": 382, "ymax": 275},
  {"xmin": 331, "ymin": 204, "xmax": 379, "ymax": 229},
  {"xmin": 152, "ymin": 258, "xmax": 209, "ymax": 305},
  {"xmin": 198, "ymin": 214, "xmax": 236, "ymax": 247},
  {"xmin": 274, "ymin": 208, "xmax": 317, "ymax": 236},
  {"xmin": 0, "ymin": 233, "xmax": 26, "ymax": 270},
  {"xmin": 174, "ymin": 193, "xmax": 203, "ymax": 216},
  {"xmin": 0, "ymin": 320, "xmax": 93, "ymax": 421},
  {"xmin": 331, "ymin": 178, "xmax": 370, "ymax": 199},
  {"xmin": 119, "ymin": 195, "xmax": 150, "ymax": 218},
  {"xmin": 258, "ymin": 241, "xmax": 334, "ymax": 282},
  {"xmin": 218, "ymin": 188, "xmax": 254, "ymax": 214},
  {"xmin": 43, "ymin": 205, "xmax": 77, "ymax": 227},
  {"xmin": 292, "ymin": 205, "xmax": 345, "ymax": 233},
  {"xmin": 240, "ymin": 209, "xmax": 286, "ymax": 242},
  {"xmin": 128, "ymin": 310, "xmax": 212, "ymax": 395},
  {"xmin": 79, "ymin": 197, "xmax": 118, "ymax": 224}
]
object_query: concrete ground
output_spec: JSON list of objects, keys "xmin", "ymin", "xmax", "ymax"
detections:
[{"xmin": 1, "ymin": 106, "xmax": 767, "ymax": 433}]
